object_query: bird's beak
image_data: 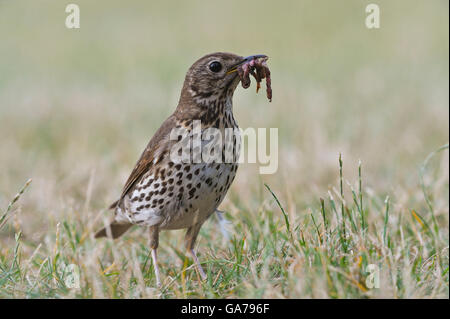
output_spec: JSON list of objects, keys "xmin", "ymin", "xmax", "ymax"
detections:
[{"xmin": 226, "ymin": 54, "xmax": 268, "ymax": 75}]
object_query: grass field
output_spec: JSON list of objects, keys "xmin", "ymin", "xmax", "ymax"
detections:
[{"xmin": 0, "ymin": 1, "xmax": 448, "ymax": 298}]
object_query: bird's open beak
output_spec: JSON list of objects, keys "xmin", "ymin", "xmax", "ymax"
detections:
[{"xmin": 226, "ymin": 54, "xmax": 268, "ymax": 75}]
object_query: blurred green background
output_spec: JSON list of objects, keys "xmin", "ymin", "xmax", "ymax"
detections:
[{"xmin": 0, "ymin": 0, "xmax": 448, "ymax": 237}]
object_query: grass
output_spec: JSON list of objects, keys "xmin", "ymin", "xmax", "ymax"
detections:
[
  {"xmin": 0, "ymin": 1, "xmax": 448, "ymax": 298},
  {"xmin": 0, "ymin": 149, "xmax": 448, "ymax": 298}
]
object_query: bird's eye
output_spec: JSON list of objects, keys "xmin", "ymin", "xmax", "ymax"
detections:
[{"xmin": 209, "ymin": 61, "xmax": 222, "ymax": 73}]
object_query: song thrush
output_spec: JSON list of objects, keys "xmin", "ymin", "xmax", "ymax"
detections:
[{"xmin": 95, "ymin": 52, "xmax": 271, "ymax": 286}]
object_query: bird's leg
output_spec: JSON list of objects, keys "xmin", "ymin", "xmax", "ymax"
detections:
[
  {"xmin": 148, "ymin": 226, "xmax": 161, "ymax": 286},
  {"xmin": 185, "ymin": 222, "xmax": 207, "ymax": 280},
  {"xmin": 151, "ymin": 249, "xmax": 161, "ymax": 286},
  {"xmin": 189, "ymin": 248, "xmax": 206, "ymax": 280}
]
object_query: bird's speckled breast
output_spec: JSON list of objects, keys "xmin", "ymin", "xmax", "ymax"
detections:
[{"xmin": 117, "ymin": 107, "xmax": 240, "ymax": 230}]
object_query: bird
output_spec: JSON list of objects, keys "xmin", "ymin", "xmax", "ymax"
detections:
[{"xmin": 95, "ymin": 52, "xmax": 268, "ymax": 286}]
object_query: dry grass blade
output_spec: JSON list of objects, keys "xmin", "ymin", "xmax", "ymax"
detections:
[{"xmin": 0, "ymin": 179, "xmax": 32, "ymax": 230}]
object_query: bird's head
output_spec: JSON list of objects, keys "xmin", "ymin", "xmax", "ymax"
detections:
[{"xmin": 178, "ymin": 52, "xmax": 267, "ymax": 108}]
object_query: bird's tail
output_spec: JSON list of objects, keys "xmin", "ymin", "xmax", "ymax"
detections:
[
  {"xmin": 95, "ymin": 199, "xmax": 131, "ymax": 239},
  {"xmin": 94, "ymin": 222, "xmax": 131, "ymax": 239}
]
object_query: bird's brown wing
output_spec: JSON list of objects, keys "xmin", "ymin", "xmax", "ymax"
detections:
[{"xmin": 111, "ymin": 114, "xmax": 178, "ymax": 208}]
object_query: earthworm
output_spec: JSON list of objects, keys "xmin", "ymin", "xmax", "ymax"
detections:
[{"xmin": 237, "ymin": 57, "xmax": 272, "ymax": 102}]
